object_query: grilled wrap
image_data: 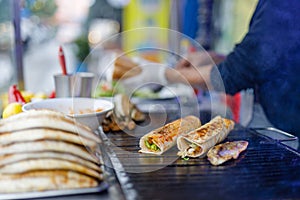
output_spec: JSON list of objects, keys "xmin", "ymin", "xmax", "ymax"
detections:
[
  {"xmin": 139, "ymin": 115, "xmax": 201, "ymax": 155},
  {"xmin": 177, "ymin": 116, "xmax": 234, "ymax": 158}
]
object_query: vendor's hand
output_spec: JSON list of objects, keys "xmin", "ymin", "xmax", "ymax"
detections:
[
  {"xmin": 174, "ymin": 64, "xmax": 213, "ymax": 90},
  {"xmin": 113, "ymin": 55, "xmax": 168, "ymax": 92},
  {"xmin": 175, "ymin": 51, "xmax": 226, "ymax": 69}
]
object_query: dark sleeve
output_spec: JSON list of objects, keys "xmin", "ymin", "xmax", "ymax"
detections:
[{"xmin": 210, "ymin": 0, "xmax": 284, "ymax": 95}]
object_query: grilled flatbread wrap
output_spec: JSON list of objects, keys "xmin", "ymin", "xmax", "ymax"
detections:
[
  {"xmin": 139, "ymin": 115, "xmax": 201, "ymax": 155},
  {"xmin": 0, "ymin": 170, "xmax": 98, "ymax": 193},
  {"xmin": 177, "ymin": 116, "xmax": 234, "ymax": 158}
]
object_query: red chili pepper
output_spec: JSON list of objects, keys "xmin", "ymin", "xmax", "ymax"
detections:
[
  {"xmin": 49, "ymin": 90, "xmax": 56, "ymax": 98},
  {"xmin": 8, "ymin": 85, "xmax": 26, "ymax": 104}
]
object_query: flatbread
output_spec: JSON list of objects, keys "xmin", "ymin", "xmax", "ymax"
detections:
[
  {"xmin": 0, "ymin": 158, "xmax": 102, "ymax": 179},
  {"xmin": 0, "ymin": 170, "xmax": 99, "ymax": 193},
  {"xmin": 0, "ymin": 152, "xmax": 102, "ymax": 172},
  {"xmin": 0, "ymin": 128, "xmax": 98, "ymax": 148},
  {"xmin": 0, "ymin": 141, "xmax": 100, "ymax": 164},
  {"xmin": 0, "ymin": 109, "xmax": 101, "ymax": 143},
  {"xmin": 177, "ymin": 116, "xmax": 235, "ymax": 158},
  {"xmin": 139, "ymin": 116, "xmax": 201, "ymax": 155}
]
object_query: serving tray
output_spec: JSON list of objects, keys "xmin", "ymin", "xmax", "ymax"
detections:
[{"xmin": 0, "ymin": 181, "xmax": 108, "ymax": 200}]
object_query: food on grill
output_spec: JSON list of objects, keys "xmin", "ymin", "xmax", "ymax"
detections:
[
  {"xmin": 102, "ymin": 94, "xmax": 146, "ymax": 132},
  {"xmin": 177, "ymin": 116, "xmax": 235, "ymax": 158},
  {"xmin": 0, "ymin": 109, "xmax": 103, "ymax": 193},
  {"xmin": 139, "ymin": 116, "xmax": 201, "ymax": 155},
  {"xmin": 207, "ymin": 140, "xmax": 249, "ymax": 166}
]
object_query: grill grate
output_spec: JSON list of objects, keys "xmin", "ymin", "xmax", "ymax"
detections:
[{"xmin": 102, "ymin": 126, "xmax": 300, "ymax": 200}]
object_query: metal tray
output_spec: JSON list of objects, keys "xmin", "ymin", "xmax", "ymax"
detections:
[{"xmin": 0, "ymin": 181, "xmax": 108, "ymax": 200}]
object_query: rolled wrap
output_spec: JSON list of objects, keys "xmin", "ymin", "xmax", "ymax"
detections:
[
  {"xmin": 139, "ymin": 116, "xmax": 201, "ymax": 155},
  {"xmin": 177, "ymin": 116, "xmax": 235, "ymax": 158}
]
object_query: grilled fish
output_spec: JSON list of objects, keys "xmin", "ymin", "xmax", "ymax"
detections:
[{"xmin": 207, "ymin": 140, "xmax": 248, "ymax": 166}]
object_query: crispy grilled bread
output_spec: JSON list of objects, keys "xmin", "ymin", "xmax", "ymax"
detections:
[
  {"xmin": 139, "ymin": 116, "xmax": 201, "ymax": 155},
  {"xmin": 177, "ymin": 116, "xmax": 235, "ymax": 158}
]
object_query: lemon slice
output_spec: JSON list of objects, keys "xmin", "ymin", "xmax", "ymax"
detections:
[{"xmin": 2, "ymin": 102, "xmax": 23, "ymax": 118}]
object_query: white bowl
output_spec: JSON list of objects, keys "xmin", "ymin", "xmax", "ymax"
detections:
[{"xmin": 22, "ymin": 98, "xmax": 114, "ymax": 131}]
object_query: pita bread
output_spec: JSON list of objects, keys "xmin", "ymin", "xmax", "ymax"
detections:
[
  {"xmin": 0, "ymin": 152, "xmax": 102, "ymax": 172},
  {"xmin": 0, "ymin": 128, "xmax": 98, "ymax": 148},
  {"xmin": 177, "ymin": 116, "xmax": 235, "ymax": 158},
  {"xmin": 0, "ymin": 170, "xmax": 99, "ymax": 193},
  {"xmin": 0, "ymin": 158, "xmax": 102, "ymax": 179},
  {"xmin": 0, "ymin": 141, "xmax": 99, "ymax": 164},
  {"xmin": 0, "ymin": 109, "xmax": 101, "ymax": 143},
  {"xmin": 139, "ymin": 116, "xmax": 201, "ymax": 155}
]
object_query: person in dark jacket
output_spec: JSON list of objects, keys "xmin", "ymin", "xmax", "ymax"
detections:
[{"xmin": 175, "ymin": 0, "xmax": 300, "ymax": 136}]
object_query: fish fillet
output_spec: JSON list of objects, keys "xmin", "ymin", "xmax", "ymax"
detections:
[{"xmin": 207, "ymin": 140, "xmax": 249, "ymax": 165}]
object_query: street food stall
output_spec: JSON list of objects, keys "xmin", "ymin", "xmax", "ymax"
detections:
[{"xmin": 0, "ymin": 0, "xmax": 299, "ymax": 199}]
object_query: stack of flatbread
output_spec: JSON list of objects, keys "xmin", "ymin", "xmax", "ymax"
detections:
[{"xmin": 0, "ymin": 109, "xmax": 103, "ymax": 193}]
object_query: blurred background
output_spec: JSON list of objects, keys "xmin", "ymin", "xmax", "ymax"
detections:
[{"xmin": 0, "ymin": 0, "xmax": 258, "ymax": 103}]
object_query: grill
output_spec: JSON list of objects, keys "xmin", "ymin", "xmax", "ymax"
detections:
[{"xmin": 100, "ymin": 122, "xmax": 300, "ymax": 200}]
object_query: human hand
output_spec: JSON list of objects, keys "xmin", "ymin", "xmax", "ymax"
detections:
[
  {"xmin": 113, "ymin": 56, "xmax": 168, "ymax": 92},
  {"xmin": 174, "ymin": 64, "xmax": 213, "ymax": 89},
  {"xmin": 172, "ymin": 51, "xmax": 225, "ymax": 89},
  {"xmin": 175, "ymin": 51, "xmax": 226, "ymax": 70}
]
